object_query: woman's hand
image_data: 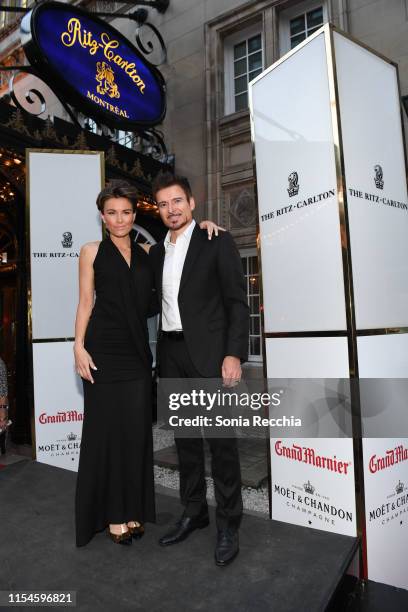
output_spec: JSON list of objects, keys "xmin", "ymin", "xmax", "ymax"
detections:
[
  {"xmin": 74, "ymin": 344, "xmax": 97, "ymax": 384},
  {"xmin": 199, "ymin": 220, "xmax": 226, "ymax": 240}
]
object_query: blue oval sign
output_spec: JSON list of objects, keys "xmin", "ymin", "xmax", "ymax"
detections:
[{"xmin": 23, "ymin": 1, "xmax": 166, "ymax": 129}]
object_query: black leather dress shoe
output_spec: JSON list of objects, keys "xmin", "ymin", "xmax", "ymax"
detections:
[
  {"xmin": 214, "ymin": 528, "xmax": 239, "ymax": 566},
  {"xmin": 159, "ymin": 513, "xmax": 209, "ymax": 546}
]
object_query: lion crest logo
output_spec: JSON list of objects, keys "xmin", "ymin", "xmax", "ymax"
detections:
[
  {"xmin": 61, "ymin": 231, "xmax": 73, "ymax": 248},
  {"xmin": 287, "ymin": 171, "xmax": 299, "ymax": 197},
  {"xmin": 374, "ymin": 164, "xmax": 384, "ymax": 189},
  {"xmin": 96, "ymin": 62, "xmax": 120, "ymax": 99}
]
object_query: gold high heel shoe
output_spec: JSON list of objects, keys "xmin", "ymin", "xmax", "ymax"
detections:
[
  {"xmin": 108, "ymin": 525, "xmax": 132, "ymax": 546},
  {"xmin": 127, "ymin": 521, "xmax": 145, "ymax": 540}
]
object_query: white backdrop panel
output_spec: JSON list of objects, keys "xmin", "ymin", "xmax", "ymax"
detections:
[
  {"xmin": 357, "ymin": 333, "xmax": 408, "ymax": 378},
  {"xmin": 265, "ymin": 336, "xmax": 349, "ymax": 379},
  {"xmin": 334, "ymin": 32, "xmax": 408, "ymax": 329},
  {"xmin": 357, "ymin": 333, "xmax": 408, "ymax": 588},
  {"xmin": 33, "ymin": 341, "xmax": 83, "ymax": 472},
  {"xmin": 28, "ymin": 151, "xmax": 103, "ymax": 339},
  {"xmin": 271, "ymin": 437, "xmax": 356, "ymax": 536},
  {"xmin": 266, "ymin": 337, "xmax": 355, "ymax": 536},
  {"xmin": 363, "ymin": 437, "xmax": 408, "ymax": 589},
  {"xmin": 250, "ymin": 33, "xmax": 346, "ymax": 332}
]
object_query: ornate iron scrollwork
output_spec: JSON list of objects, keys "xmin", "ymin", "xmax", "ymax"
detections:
[
  {"xmin": 0, "ymin": 65, "xmax": 46, "ymax": 116},
  {"xmin": 133, "ymin": 11, "xmax": 167, "ymax": 66},
  {"xmin": 90, "ymin": 7, "xmax": 168, "ymax": 65},
  {"xmin": 139, "ymin": 127, "xmax": 168, "ymax": 162},
  {"xmin": 0, "ymin": 64, "xmax": 83, "ymax": 128}
]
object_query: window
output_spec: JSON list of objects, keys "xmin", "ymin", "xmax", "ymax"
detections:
[
  {"xmin": 115, "ymin": 129, "xmax": 134, "ymax": 149},
  {"xmin": 84, "ymin": 118, "xmax": 99, "ymax": 134},
  {"xmin": 240, "ymin": 249, "xmax": 262, "ymax": 362},
  {"xmin": 232, "ymin": 34, "xmax": 263, "ymax": 111},
  {"xmin": 224, "ymin": 24, "xmax": 264, "ymax": 116},
  {"xmin": 289, "ymin": 6, "xmax": 323, "ymax": 49},
  {"xmin": 280, "ymin": 2, "xmax": 327, "ymax": 55}
]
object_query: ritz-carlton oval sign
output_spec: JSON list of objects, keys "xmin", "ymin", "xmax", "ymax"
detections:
[{"xmin": 21, "ymin": 1, "xmax": 166, "ymax": 129}]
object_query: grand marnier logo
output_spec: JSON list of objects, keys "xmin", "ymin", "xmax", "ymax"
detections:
[
  {"xmin": 369, "ymin": 444, "xmax": 408, "ymax": 474},
  {"xmin": 38, "ymin": 409, "xmax": 83, "ymax": 424},
  {"xmin": 274, "ymin": 440, "xmax": 352, "ymax": 475}
]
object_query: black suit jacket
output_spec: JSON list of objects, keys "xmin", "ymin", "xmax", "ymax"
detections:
[{"xmin": 149, "ymin": 225, "xmax": 249, "ymax": 377}]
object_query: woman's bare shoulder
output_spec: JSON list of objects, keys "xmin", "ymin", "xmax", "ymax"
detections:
[
  {"xmin": 80, "ymin": 241, "xmax": 101, "ymax": 262},
  {"xmin": 81, "ymin": 241, "xmax": 101, "ymax": 253}
]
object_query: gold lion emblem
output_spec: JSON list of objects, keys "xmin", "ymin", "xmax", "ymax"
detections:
[{"xmin": 95, "ymin": 61, "xmax": 120, "ymax": 99}]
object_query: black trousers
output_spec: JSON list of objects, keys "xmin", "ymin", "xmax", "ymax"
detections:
[{"xmin": 159, "ymin": 334, "xmax": 243, "ymax": 530}]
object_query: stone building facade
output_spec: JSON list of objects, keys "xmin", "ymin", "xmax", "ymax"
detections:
[{"xmin": 1, "ymin": 0, "xmax": 408, "ymax": 369}]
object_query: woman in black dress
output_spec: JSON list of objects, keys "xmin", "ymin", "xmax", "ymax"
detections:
[
  {"xmin": 74, "ymin": 181, "xmax": 220, "ymax": 546},
  {"xmin": 74, "ymin": 181, "xmax": 156, "ymax": 546}
]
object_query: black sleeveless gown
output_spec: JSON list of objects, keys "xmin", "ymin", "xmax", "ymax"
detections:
[{"xmin": 75, "ymin": 237, "xmax": 157, "ymax": 547}]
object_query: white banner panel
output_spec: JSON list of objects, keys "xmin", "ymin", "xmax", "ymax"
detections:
[
  {"xmin": 265, "ymin": 337, "xmax": 350, "ymax": 379},
  {"xmin": 266, "ymin": 337, "xmax": 356, "ymax": 536},
  {"xmin": 271, "ymin": 438, "xmax": 356, "ymax": 537},
  {"xmin": 357, "ymin": 333, "xmax": 408, "ymax": 588},
  {"xmin": 334, "ymin": 32, "xmax": 408, "ymax": 329},
  {"xmin": 250, "ymin": 33, "xmax": 346, "ymax": 332},
  {"xmin": 357, "ymin": 333, "xmax": 408, "ymax": 379},
  {"xmin": 33, "ymin": 342, "xmax": 83, "ymax": 472},
  {"xmin": 28, "ymin": 150, "xmax": 103, "ymax": 339},
  {"xmin": 30, "ymin": 150, "xmax": 103, "ymax": 471},
  {"xmin": 363, "ymin": 438, "xmax": 408, "ymax": 589}
]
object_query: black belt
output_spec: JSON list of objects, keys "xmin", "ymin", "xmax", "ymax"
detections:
[{"xmin": 161, "ymin": 330, "xmax": 184, "ymax": 340}]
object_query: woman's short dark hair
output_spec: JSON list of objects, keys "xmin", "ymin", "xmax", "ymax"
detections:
[
  {"xmin": 152, "ymin": 172, "xmax": 192, "ymax": 202},
  {"xmin": 96, "ymin": 180, "xmax": 138, "ymax": 212}
]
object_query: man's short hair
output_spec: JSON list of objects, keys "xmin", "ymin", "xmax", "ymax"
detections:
[
  {"xmin": 96, "ymin": 180, "xmax": 138, "ymax": 212},
  {"xmin": 152, "ymin": 172, "xmax": 192, "ymax": 202}
]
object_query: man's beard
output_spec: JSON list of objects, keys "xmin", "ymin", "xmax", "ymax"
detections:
[{"xmin": 167, "ymin": 216, "xmax": 189, "ymax": 230}]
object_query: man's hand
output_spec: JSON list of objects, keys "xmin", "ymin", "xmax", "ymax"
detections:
[{"xmin": 222, "ymin": 356, "xmax": 241, "ymax": 387}]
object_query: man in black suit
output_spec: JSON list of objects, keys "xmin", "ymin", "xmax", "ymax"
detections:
[{"xmin": 149, "ymin": 172, "xmax": 249, "ymax": 566}]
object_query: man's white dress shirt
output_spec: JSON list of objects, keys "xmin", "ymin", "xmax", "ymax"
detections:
[{"xmin": 162, "ymin": 219, "xmax": 196, "ymax": 332}]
